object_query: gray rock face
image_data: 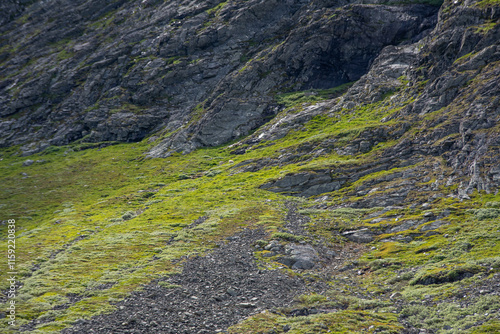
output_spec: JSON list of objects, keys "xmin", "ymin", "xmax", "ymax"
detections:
[
  {"xmin": 0, "ymin": 0, "xmax": 36, "ymax": 27},
  {"xmin": 148, "ymin": 3, "xmax": 439, "ymax": 156},
  {"xmin": 260, "ymin": 171, "xmax": 345, "ymax": 197},
  {"xmin": 420, "ymin": 220, "xmax": 448, "ymax": 232},
  {"xmin": 251, "ymin": 0, "xmax": 500, "ymax": 204},
  {"xmin": 0, "ymin": 0, "xmax": 439, "ymax": 155},
  {"xmin": 277, "ymin": 243, "xmax": 319, "ymax": 270},
  {"xmin": 342, "ymin": 229, "xmax": 375, "ymax": 243}
]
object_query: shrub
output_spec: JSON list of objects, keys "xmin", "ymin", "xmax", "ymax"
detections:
[
  {"xmin": 475, "ymin": 208, "xmax": 500, "ymax": 220},
  {"xmin": 122, "ymin": 211, "xmax": 136, "ymax": 220}
]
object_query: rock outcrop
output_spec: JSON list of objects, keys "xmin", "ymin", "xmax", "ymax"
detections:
[
  {"xmin": 0, "ymin": 0, "xmax": 439, "ymax": 155},
  {"xmin": 250, "ymin": 0, "xmax": 500, "ymax": 205}
]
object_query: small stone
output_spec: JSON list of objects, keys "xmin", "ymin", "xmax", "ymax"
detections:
[
  {"xmin": 327, "ymin": 250, "xmax": 338, "ymax": 257},
  {"xmin": 236, "ymin": 303, "xmax": 256, "ymax": 308},
  {"xmin": 227, "ymin": 288, "xmax": 238, "ymax": 296},
  {"xmin": 23, "ymin": 159, "xmax": 34, "ymax": 166}
]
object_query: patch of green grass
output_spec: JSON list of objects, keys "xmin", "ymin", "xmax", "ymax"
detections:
[
  {"xmin": 410, "ymin": 264, "xmax": 484, "ymax": 285},
  {"xmin": 467, "ymin": 208, "xmax": 500, "ymax": 220},
  {"xmin": 228, "ymin": 309, "xmax": 403, "ymax": 333},
  {"xmin": 57, "ymin": 49, "xmax": 74, "ymax": 61},
  {"xmin": 401, "ymin": 295, "xmax": 500, "ymax": 333},
  {"xmin": 454, "ymin": 51, "xmax": 477, "ymax": 65},
  {"xmin": 276, "ymin": 82, "xmax": 355, "ymax": 109},
  {"xmin": 0, "ymin": 140, "xmax": 288, "ymax": 332},
  {"xmin": 473, "ymin": 21, "xmax": 497, "ymax": 34},
  {"xmin": 472, "ymin": 320, "xmax": 500, "ymax": 333},
  {"xmin": 475, "ymin": 0, "xmax": 500, "ymax": 7},
  {"xmin": 109, "ymin": 102, "xmax": 144, "ymax": 115},
  {"xmin": 206, "ymin": 1, "xmax": 228, "ymax": 16},
  {"xmin": 271, "ymin": 232, "xmax": 305, "ymax": 243},
  {"xmin": 1, "ymin": 62, "xmax": 499, "ymax": 334}
]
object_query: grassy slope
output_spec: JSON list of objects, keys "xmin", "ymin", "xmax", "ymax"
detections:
[{"xmin": 1, "ymin": 83, "xmax": 499, "ymax": 334}]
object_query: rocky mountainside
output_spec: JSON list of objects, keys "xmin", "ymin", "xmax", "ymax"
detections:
[
  {"xmin": 1, "ymin": 0, "xmax": 439, "ymax": 154},
  {"xmin": 0, "ymin": 0, "xmax": 500, "ymax": 333}
]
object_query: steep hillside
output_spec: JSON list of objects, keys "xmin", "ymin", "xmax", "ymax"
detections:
[
  {"xmin": 0, "ymin": 0, "xmax": 438, "ymax": 153},
  {"xmin": 1, "ymin": 0, "xmax": 500, "ymax": 333}
]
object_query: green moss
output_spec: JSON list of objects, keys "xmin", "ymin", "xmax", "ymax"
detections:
[
  {"xmin": 228, "ymin": 309, "xmax": 403, "ymax": 333},
  {"xmin": 467, "ymin": 208, "xmax": 500, "ymax": 220},
  {"xmin": 0, "ymin": 138, "xmax": 292, "ymax": 332},
  {"xmin": 271, "ymin": 232, "xmax": 305, "ymax": 243},
  {"xmin": 206, "ymin": 1, "xmax": 228, "ymax": 16},
  {"xmin": 475, "ymin": 0, "xmax": 500, "ymax": 7},
  {"xmin": 109, "ymin": 102, "xmax": 143, "ymax": 115},
  {"xmin": 1, "ymin": 57, "xmax": 499, "ymax": 333},
  {"xmin": 473, "ymin": 21, "xmax": 497, "ymax": 34},
  {"xmin": 410, "ymin": 264, "xmax": 484, "ymax": 285},
  {"xmin": 276, "ymin": 82, "xmax": 355, "ymax": 109},
  {"xmin": 190, "ymin": 100, "xmax": 208, "ymax": 122},
  {"xmin": 56, "ymin": 49, "xmax": 74, "ymax": 61},
  {"xmin": 401, "ymin": 295, "xmax": 500, "ymax": 333},
  {"xmin": 472, "ymin": 320, "xmax": 500, "ymax": 333},
  {"xmin": 454, "ymin": 51, "xmax": 477, "ymax": 64},
  {"xmin": 295, "ymin": 292, "xmax": 328, "ymax": 305}
]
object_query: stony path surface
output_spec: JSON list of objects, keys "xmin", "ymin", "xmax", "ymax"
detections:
[{"xmin": 61, "ymin": 228, "xmax": 325, "ymax": 334}]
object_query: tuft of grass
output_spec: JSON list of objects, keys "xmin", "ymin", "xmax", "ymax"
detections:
[
  {"xmin": 206, "ymin": 1, "xmax": 228, "ymax": 16},
  {"xmin": 276, "ymin": 82, "xmax": 355, "ymax": 109},
  {"xmin": 475, "ymin": 0, "xmax": 500, "ymax": 7},
  {"xmin": 228, "ymin": 309, "xmax": 403, "ymax": 333},
  {"xmin": 410, "ymin": 264, "xmax": 484, "ymax": 285},
  {"xmin": 271, "ymin": 232, "xmax": 305, "ymax": 243}
]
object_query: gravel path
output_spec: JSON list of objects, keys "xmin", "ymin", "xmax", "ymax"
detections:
[{"xmin": 62, "ymin": 228, "xmax": 323, "ymax": 333}]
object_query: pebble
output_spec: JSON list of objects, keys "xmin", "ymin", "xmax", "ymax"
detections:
[{"xmin": 236, "ymin": 303, "xmax": 256, "ymax": 308}]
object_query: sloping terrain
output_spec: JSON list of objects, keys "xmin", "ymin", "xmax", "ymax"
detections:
[
  {"xmin": 0, "ymin": 0, "xmax": 438, "ymax": 153},
  {"xmin": 1, "ymin": 0, "xmax": 500, "ymax": 333}
]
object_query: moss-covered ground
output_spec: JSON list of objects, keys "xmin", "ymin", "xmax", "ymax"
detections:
[{"xmin": 1, "ymin": 77, "xmax": 499, "ymax": 333}]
